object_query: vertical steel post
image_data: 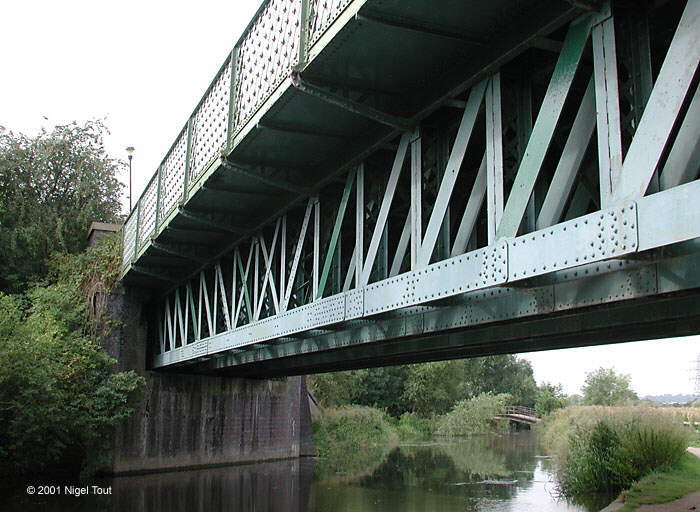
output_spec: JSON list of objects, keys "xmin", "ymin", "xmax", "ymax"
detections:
[
  {"xmin": 280, "ymin": 215, "xmax": 287, "ymax": 303},
  {"xmin": 355, "ymin": 163, "xmax": 364, "ymax": 288},
  {"xmin": 486, "ymin": 73, "xmax": 504, "ymax": 243},
  {"xmin": 517, "ymin": 76, "xmax": 536, "ymax": 233},
  {"xmin": 436, "ymin": 134, "xmax": 450, "ymax": 260},
  {"xmin": 298, "ymin": 0, "xmax": 311, "ymax": 66},
  {"xmin": 313, "ymin": 198, "xmax": 320, "ymax": 300},
  {"xmin": 253, "ymin": 239, "xmax": 259, "ymax": 315},
  {"xmin": 410, "ymin": 128, "xmax": 422, "ymax": 269},
  {"xmin": 592, "ymin": 8, "xmax": 623, "ymax": 208}
]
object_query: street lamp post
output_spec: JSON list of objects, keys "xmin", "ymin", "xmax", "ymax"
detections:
[{"xmin": 126, "ymin": 146, "xmax": 135, "ymax": 211}]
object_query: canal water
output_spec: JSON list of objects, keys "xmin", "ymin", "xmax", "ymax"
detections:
[{"xmin": 9, "ymin": 433, "xmax": 610, "ymax": 511}]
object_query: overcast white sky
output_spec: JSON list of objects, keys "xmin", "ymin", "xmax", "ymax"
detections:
[{"xmin": 1, "ymin": 1, "xmax": 698, "ymax": 397}]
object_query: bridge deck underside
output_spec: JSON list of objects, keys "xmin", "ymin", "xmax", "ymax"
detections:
[
  {"xmin": 120, "ymin": 0, "xmax": 700, "ymax": 376},
  {"xmin": 123, "ymin": 0, "xmax": 578, "ymax": 288}
]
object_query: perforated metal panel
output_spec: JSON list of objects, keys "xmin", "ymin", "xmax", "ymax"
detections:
[
  {"xmin": 139, "ymin": 178, "xmax": 158, "ymax": 242},
  {"xmin": 308, "ymin": 0, "xmax": 353, "ymax": 46},
  {"xmin": 189, "ymin": 62, "xmax": 232, "ymax": 185},
  {"xmin": 160, "ymin": 132, "xmax": 188, "ymax": 218},
  {"xmin": 122, "ymin": 215, "xmax": 137, "ymax": 266},
  {"xmin": 233, "ymin": 0, "xmax": 301, "ymax": 132}
]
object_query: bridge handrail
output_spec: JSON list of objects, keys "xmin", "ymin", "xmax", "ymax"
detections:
[
  {"xmin": 121, "ymin": 0, "xmax": 355, "ymax": 266},
  {"xmin": 501, "ymin": 406, "xmax": 539, "ymax": 418}
]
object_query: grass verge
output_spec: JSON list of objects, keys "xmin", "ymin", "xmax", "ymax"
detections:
[{"xmin": 616, "ymin": 451, "xmax": 700, "ymax": 511}]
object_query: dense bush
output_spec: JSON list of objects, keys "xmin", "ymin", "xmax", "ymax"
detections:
[
  {"xmin": 539, "ymin": 407, "xmax": 689, "ymax": 496},
  {"xmin": 0, "ymin": 236, "xmax": 143, "ymax": 477},
  {"xmin": 535, "ymin": 382, "xmax": 567, "ymax": 416},
  {"xmin": 435, "ymin": 393, "xmax": 510, "ymax": 436},
  {"xmin": 313, "ymin": 406, "xmax": 399, "ymax": 477},
  {"xmin": 395, "ymin": 413, "xmax": 435, "ymax": 440}
]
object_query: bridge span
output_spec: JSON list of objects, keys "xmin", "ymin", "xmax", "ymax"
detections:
[{"xmin": 119, "ymin": 0, "xmax": 700, "ymax": 379}]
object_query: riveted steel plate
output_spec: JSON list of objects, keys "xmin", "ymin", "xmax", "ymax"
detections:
[
  {"xmin": 412, "ymin": 242, "xmax": 508, "ymax": 303},
  {"xmin": 208, "ymin": 329, "xmax": 246, "ymax": 353},
  {"xmin": 363, "ymin": 273, "xmax": 415, "ymax": 316},
  {"xmin": 554, "ymin": 266, "xmax": 657, "ymax": 310},
  {"xmin": 313, "ymin": 295, "xmax": 347, "ymax": 326},
  {"xmin": 207, "ymin": 294, "xmax": 347, "ymax": 353},
  {"xmin": 345, "ymin": 288, "xmax": 364, "ymax": 320},
  {"xmin": 363, "ymin": 243, "xmax": 508, "ymax": 316},
  {"xmin": 509, "ymin": 203, "xmax": 638, "ymax": 281}
]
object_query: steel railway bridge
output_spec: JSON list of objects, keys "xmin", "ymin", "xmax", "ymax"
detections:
[{"xmin": 120, "ymin": 0, "xmax": 700, "ymax": 378}]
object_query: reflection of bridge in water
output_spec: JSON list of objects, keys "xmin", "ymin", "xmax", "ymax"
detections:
[{"xmin": 495, "ymin": 406, "xmax": 542, "ymax": 425}]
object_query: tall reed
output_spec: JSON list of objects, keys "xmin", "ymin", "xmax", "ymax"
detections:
[{"xmin": 538, "ymin": 407, "xmax": 690, "ymax": 496}]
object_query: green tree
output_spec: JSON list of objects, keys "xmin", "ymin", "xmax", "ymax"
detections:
[
  {"xmin": 0, "ymin": 120, "xmax": 123, "ymax": 292},
  {"xmin": 402, "ymin": 361, "xmax": 463, "ymax": 416},
  {"xmin": 353, "ymin": 366, "xmax": 409, "ymax": 417},
  {"xmin": 308, "ymin": 370, "xmax": 361, "ymax": 407},
  {"xmin": 582, "ymin": 367, "xmax": 638, "ymax": 406},
  {"xmin": 0, "ymin": 236, "xmax": 143, "ymax": 477},
  {"xmin": 535, "ymin": 382, "xmax": 567, "ymax": 416},
  {"xmin": 400, "ymin": 356, "xmax": 539, "ymax": 416},
  {"xmin": 460, "ymin": 355, "xmax": 539, "ymax": 408}
]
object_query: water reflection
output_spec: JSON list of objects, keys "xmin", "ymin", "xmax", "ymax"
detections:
[
  {"xmin": 309, "ymin": 433, "xmax": 597, "ymax": 512},
  {"xmin": 9, "ymin": 458, "xmax": 314, "ymax": 512},
  {"xmin": 8, "ymin": 433, "xmax": 610, "ymax": 511}
]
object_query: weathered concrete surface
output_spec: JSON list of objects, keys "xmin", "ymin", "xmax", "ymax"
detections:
[{"xmin": 100, "ymin": 285, "xmax": 314, "ymax": 474}]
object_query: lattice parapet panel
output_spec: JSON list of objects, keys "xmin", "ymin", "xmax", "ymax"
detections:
[
  {"xmin": 139, "ymin": 178, "xmax": 158, "ymax": 242},
  {"xmin": 189, "ymin": 60, "xmax": 232, "ymax": 185},
  {"xmin": 122, "ymin": 214, "xmax": 137, "ymax": 266},
  {"xmin": 232, "ymin": 0, "xmax": 301, "ymax": 132},
  {"xmin": 160, "ymin": 131, "xmax": 188, "ymax": 219},
  {"xmin": 308, "ymin": 0, "xmax": 352, "ymax": 46}
]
